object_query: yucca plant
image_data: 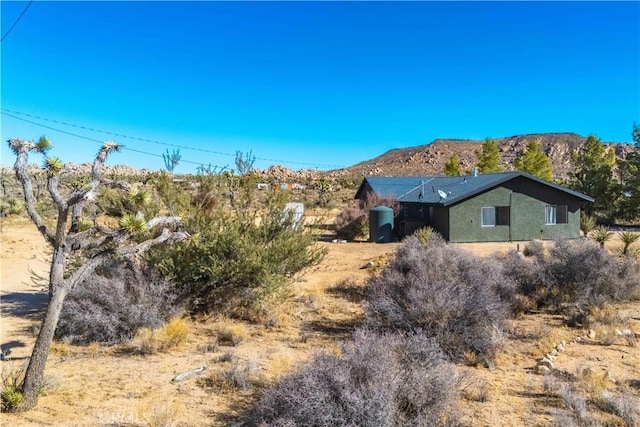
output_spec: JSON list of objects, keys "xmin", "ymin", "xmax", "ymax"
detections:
[
  {"xmin": 590, "ymin": 225, "xmax": 614, "ymax": 248},
  {"xmin": 580, "ymin": 214, "xmax": 596, "ymax": 236},
  {"xmin": 43, "ymin": 157, "xmax": 63, "ymax": 176},
  {"xmin": 78, "ymin": 218, "xmax": 94, "ymax": 232},
  {"xmin": 119, "ymin": 214, "xmax": 147, "ymax": 234},
  {"xmin": 618, "ymin": 231, "xmax": 640, "ymax": 255},
  {"xmin": 1, "ymin": 197, "xmax": 24, "ymax": 216},
  {"xmin": 129, "ymin": 190, "xmax": 151, "ymax": 207},
  {"xmin": 35, "ymin": 136, "xmax": 52, "ymax": 153},
  {"xmin": 103, "ymin": 141, "xmax": 121, "ymax": 152}
]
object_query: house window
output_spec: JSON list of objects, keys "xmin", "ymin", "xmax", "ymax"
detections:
[
  {"xmin": 496, "ymin": 206, "xmax": 510, "ymax": 226},
  {"xmin": 481, "ymin": 207, "xmax": 495, "ymax": 227},
  {"xmin": 481, "ymin": 206, "xmax": 510, "ymax": 227},
  {"xmin": 545, "ymin": 205, "xmax": 568, "ymax": 225}
]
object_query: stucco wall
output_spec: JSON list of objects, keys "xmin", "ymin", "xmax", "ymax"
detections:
[
  {"xmin": 447, "ymin": 180, "xmax": 582, "ymax": 243},
  {"xmin": 507, "ymin": 178, "xmax": 581, "ymax": 241},
  {"xmin": 448, "ymin": 186, "xmax": 512, "ymax": 242}
]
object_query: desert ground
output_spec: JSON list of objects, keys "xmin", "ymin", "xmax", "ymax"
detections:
[{"xmin": 1, "ymin": 216, "xmax": 639, "ymax": 426}]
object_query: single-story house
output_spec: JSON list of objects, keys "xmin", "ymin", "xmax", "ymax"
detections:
[{"xmin": 354, "ymin": 171, "xmax": 594, "ymax": 243}]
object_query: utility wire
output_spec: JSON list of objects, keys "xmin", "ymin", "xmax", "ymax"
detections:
[
  {"xmin": 1, "ymin": 1, "xmax": 33, "ymax": 42},
  {"xmin": 1, "ymin": 108, "xmax": 345, "ymax": 169},
  {"xmin": 1, "ymin": 110, "xmax": 227, "ymax": 170}
]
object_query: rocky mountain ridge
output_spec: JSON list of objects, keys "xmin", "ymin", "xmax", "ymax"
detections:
[
  {"xmin": 1, "ymin": 133, "xmax": 634, "ymax": 182},
  {"xmin": 334, "ymin": 133, "xmax": 635, "ymax": 180}
]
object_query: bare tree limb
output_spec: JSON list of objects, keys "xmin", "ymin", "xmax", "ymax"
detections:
[
  {"xmin": 67, "ymin": 228, "xmax": 187, "ymax": 290},
  {"xmin": 117, "ymin": 228, "xmax": 189, "ymax": 257},
  {"xmin": 67, "ymin": 142, "xmax": 121, "ymax": 206},
  {"xmin": 147, "ymin": 216, "xmax": 183, "ymax": 230}
]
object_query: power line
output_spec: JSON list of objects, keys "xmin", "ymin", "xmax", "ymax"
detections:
[
  {"xmin": 1, "ymin": 110, "xmax": 228, "ymax": 170},
  {"xmin": 1, "ymin": 108, "xmax": 346, "ymax": 169},
  {"xmin": 1, "ymin": 1, "xmax": 33, "ymax": 42}
]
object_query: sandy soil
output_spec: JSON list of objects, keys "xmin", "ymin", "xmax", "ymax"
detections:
[
  {"xmin": 1, "ymin": 218, "xmax": 638, "ymax": 426},
  {"xmin": 1, "ymin": 218, "xmax": 50, "ymax": 360}
]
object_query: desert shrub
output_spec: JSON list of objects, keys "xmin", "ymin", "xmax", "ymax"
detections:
[
  {"xmin": 216, "ymin": 322, "xmax": 249, "ymax": 346},
  {"xmin": 55, "ymin": 258, "xmax": 183, "ymax": 345},
  {"xmin": 245, "ymin": 329, "xmax": 460, "ymax": 427},
  {"xmin": 335, "ymin": 193, "xmax": 397, "ymax": 241},
  {"xmin": 364, "ymin": 236, "xmax": 511, "ymax": 364},
  {"xmin": 541, "ymin": 240, "xmax": 640, "ymax": 306},
  {"xmin": 132, "ymin": 317, "xmax": 191, "ymax": 355},
  {"xmin": 505, "ymin": 239, "xmax": 640, "ymax": 311},
  {"xmin": 618, "ymin": 231, "xmax": 640, "ymax": 256},
  {"xmin": 523, "ymin": 240, "xmax": 545, "ymax": 257},
  {"xmin": 590, "ymin": 225, "xmax": 614, "ymax": 248},
  {"xmin": 0, "ymin": 197, "xmax": 23, "ymax": 217},
  {"xmin": 202, "ymin": 358, "xmax": 261, "ymax": 392},
  {"xmin": 558, "ymin": 382, "xmax": 591, "ymax": 425},
  {"xmin": 580, "ymin": 214, "xmax": 596, "ymax": 236},
  {"xmin": 335, "ymin": 204, "xmax": 369, "ymax": 240},
  {"xmin": 595, "ymin": 392, "xmax": 640, "ymax": 427},
  {"xmin": 1, "ymin": 363, "xmax": 25, "ymax": 412},
  {"xmin": 1, "ymin": 385, "xmax": 22, "ymax": 412},
  {"xmin": 413, "ymin": 226, "xmax": 444, "ymax": 247},
  {"xmin": 149, "ymin": 190, "xmax": 325, "ymax": 318},
  {"xmin": 496, "ymin": 250, "xmax": 547, "ymax": 312}
]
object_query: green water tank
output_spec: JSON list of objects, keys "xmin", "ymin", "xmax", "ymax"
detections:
[{"xmin": 369, "ymin": 206, "xmax": 394, "ymax": 243}]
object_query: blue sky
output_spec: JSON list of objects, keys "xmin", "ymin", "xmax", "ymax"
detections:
[{"xmin": 1, "ymin": 1, "xmax": 639, "ymax": 173}]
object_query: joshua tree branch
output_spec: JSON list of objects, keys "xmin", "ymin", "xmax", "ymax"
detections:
[
  {"xmin": 67, "ymin": 228, "xmax": 187, "ymax": 290},
  {"xmin": 146, "ymin": 216, "xmax": 183, "ymax": 230},
  {"xmin": 47, "ymin": 174, "xmax": 66, "ymax": 210},
  {"xmin": 8, "ymin": 138, "xmax": 55, "ymax": 245}
]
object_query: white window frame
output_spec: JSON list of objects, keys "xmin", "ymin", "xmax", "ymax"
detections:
[
  {"xmin": 481, "ymin": 206, "xmax": 496, "ymax": 227},
  {"xmin": 545, "ymin": 205, "xmax": 557, "ymax": 225}
]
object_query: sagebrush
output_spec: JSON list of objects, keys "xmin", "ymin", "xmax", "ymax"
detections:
[
  {"xmin": 245, "ymin": 329, "xmax": 460, "ymax": 427},
  {"xmin": 365, "ymin": 236, "xmax": 511, "ymax": 363},
  {"xmin": 55, "ymin": 258, "xmax": 183, "ymax": 345}
]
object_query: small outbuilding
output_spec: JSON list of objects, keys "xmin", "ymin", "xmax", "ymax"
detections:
[{"xmin": 354, "ymin": 172, "xmax": 594, "ymax": 243}]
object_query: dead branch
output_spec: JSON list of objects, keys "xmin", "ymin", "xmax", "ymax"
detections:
[{"xmin": 147, "ymin": 216, "xmax": 183, "ymax": 230}]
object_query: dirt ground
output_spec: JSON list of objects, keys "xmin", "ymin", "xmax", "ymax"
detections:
[{"xmin": 1, "ymin": 217, "xmax": 639, "ymax": 426}]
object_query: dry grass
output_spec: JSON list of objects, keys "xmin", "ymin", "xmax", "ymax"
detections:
[
  {"xmin": 214, "ymin": 320, "xmax": 249, "ymax": 347},
  {"xmin": 129, "ymin": 317, "xmax": 191, "ymax": 355}
]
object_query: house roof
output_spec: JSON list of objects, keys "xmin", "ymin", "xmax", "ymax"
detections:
[{"xmin": 355, "ymin": 172, "xmax": 595, "ymax": 206}]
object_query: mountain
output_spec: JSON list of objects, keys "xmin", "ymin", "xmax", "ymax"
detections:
[
  {"xmin": 2, "ymin": 133, "xmax": 634, "ymax": 183},
  {"xmin": 330, "ymin": 133, "xmax": 635, "ymax": 180}
]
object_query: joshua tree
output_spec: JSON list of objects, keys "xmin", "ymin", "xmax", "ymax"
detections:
[
  {"xmin": 8, "ymin": 137, "xmax": 188, "ymax": 410},
  {"xmin": 162, "ymin": 148, "xmax": 181, "ymax": 172}
]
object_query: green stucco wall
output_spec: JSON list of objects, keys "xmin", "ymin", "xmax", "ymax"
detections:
[
  {"xmin": 448, "ymin": 187, "xmax": 512, "ymax": 242},
  {"xmin": 446, "ymin": 178, "xmax": 582, "ymax": 243}
]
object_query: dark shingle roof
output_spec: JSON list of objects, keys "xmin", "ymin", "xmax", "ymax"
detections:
[{"xmin": 356, "ymin": 172, "xmax": 594, "ymax": 206}]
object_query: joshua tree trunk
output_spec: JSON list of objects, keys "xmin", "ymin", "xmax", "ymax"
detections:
[{"xmin": 20, "ymin": 285, "xmax": 68, "ymax": 408}]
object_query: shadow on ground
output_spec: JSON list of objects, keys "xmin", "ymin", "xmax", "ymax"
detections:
[
  {"xmin": 303, "ymin": 317, "xmax": 361, "ymax": 341},
  {"xmin": 0, "ymin": 339, "xmax": 29, "ymax": 361},
  {"xmin": 1, "ymin": 291, "xmax": 48, "ymax": 319}
]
